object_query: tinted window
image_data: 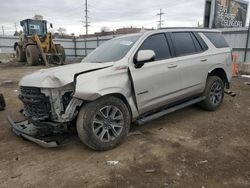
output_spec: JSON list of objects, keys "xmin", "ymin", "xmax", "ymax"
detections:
[
  {"xmin": 171, "ymin": 32, "xmax": 197, "ymax": 56},
  {"xmin": 203, "ymin": 32, "xmax": 229, "ymax": 48},
  {"xmin": 139, "ymin": 34, "xmax": 171, "ymax": 61}
]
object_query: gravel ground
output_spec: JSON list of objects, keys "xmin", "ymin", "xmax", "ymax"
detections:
[{"xmin": 0, "ymin": 62, "xmax": 250, "ymax": 188}]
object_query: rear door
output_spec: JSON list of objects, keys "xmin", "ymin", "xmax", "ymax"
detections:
[
  {"xmin": 170, "ymin": 32, "xmax": 209, "ymax": 95},
  {"xmin": 129, "ymin": 33, "xmax": 182, "ymax": 114}
]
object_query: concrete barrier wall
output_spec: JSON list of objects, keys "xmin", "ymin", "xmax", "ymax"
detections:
[{"xmin": 0, "ymin": 28, "xmax": 249, "ymax": 62}]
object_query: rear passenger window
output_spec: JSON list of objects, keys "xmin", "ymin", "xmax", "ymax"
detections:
[
  {"xmin": 203, "ymin": 32, "xmax": 229, "ymax": 48},
  {"xmin": 139, "ymin": 34, "xmax": 171, "ymax": 61},
  {"xmin": 171, "ymin": 32, "xmax": 200, "ymax": 56}
]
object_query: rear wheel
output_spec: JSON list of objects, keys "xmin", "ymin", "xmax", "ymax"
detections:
[
  {"xmin": 200, "ymin": 76, "xmax": 224, "ymax": 111},
  {"xmin": 77, "ymin": 96, "xmax": 131, "ymax": 151},
  {"xmin": 26, "ymin": 45, "xmax": 40, "ymax": 66},
  {"xmin": 55, "ymin": 45, "xmax": 66, "ymax": 62},
  {"xmin": 16, "ymin": 45, "xmax": 26, "ymax": 62}
]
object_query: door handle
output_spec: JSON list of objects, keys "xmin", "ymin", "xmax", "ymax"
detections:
[
  {"xmin": 200, "ymin": 58, "xmax": 208, "ymax": 62},
  {"xmin": 168, "ymin": 64, "xmax": 178, "ymax": 68}
]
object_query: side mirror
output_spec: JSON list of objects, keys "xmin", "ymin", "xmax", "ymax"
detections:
[
  {"xmin": 135, "ymin": 50, "xmax": 155, "ymax": 68},
  {"xmin": 50, "ymin": 23, "xmax": 53, "ymax": 29}
]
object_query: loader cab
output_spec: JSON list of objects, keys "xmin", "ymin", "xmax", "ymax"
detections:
[{"xmin": 20, "ymin": 19, "xmax": 47, "ymax": 36}]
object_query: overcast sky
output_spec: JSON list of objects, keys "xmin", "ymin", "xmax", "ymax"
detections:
[{"xmin": 0, "ymin": 0, "xmax": 249, "ymax": 36}]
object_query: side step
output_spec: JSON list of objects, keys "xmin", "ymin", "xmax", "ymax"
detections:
[{"xmin": 136, "ymin": 96, "xmax": 206, "ymax": 125}]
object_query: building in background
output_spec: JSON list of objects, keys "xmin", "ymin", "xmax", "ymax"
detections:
[
  {"xmin": 79, "ymin": 27, "xmax": 152, "ymax": 38},
  {"xmin": 204, "ymin": 0, "xmax": 249, "ymax": 28}
]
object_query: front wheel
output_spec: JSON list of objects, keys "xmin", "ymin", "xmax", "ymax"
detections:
[
  {"xmin": 200, "ymin": 76, "xmax": 224, "ymax": 111},
  {"xmin": 77, "ymin": 96, "xmax": 131, "ymax": 151},
  {"xmin": 26, "ymin": 45, "xmax": 40, "ymax": 66},
  {"xmin": 55, "ymin": 45, "xmax": 66, "ymax": 62}
]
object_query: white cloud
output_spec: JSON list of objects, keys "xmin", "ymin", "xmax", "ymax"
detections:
[{"xmin": 0, "ymin": 0, "xmax": 249, "ymax": 36}]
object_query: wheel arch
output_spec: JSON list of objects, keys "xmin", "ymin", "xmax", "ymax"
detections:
[
  {"xmin": 208, "ymin": 67, "xmax": 229, "ymax": 89},
  {"xmin": 79, "ymin": 92, "xmax": 139, "ymax": 122},
  {"xmin": 106, "ymin": 93, "xmax": 133, "ymax": 121}
]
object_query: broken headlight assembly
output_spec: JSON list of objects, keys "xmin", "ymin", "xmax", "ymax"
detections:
[{"xmin": 17, "ymin": 84, "xmax": 82, "ymax": 123}]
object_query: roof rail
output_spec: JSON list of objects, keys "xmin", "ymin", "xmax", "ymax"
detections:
[{"xmin": 158, "ymin": 27, "xmax": 211, "ymax": 30}]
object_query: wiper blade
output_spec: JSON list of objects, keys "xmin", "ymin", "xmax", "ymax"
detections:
[{"xmin": 90, "ymin": 61, "xmax": 103, "ymax": 63}]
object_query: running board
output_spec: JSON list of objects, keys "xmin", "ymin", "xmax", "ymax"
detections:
[{"xmin": 136, "ymin": 96, "xmax": 206, "ymax": 125}]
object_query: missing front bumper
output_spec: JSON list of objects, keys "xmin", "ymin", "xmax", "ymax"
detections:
[{"xmin": 8, "ymin": 116, "xmax": 65, "ymax": 148}]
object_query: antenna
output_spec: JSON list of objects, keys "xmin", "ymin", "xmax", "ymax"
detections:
[{"xmin": 156, "ymin": 9, "xmax": 164, "ymax": 29}]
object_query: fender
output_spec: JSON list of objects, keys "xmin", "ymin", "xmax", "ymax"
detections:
[{"xmin": 73, "ymin": 67, "xmax": 139, "ymax": 119}]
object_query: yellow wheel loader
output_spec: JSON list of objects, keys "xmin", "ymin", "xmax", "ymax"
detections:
[{"xmin": 14, "ymin": 17, "xmax": 65, "ymax": 66}]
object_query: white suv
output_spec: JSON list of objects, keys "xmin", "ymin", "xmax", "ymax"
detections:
[{"xmin": 9, "ymin": 28, "xmax": 233, "ymax": 150}]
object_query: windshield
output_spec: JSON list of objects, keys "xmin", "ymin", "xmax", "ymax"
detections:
[
  {"xmin": 28, "ymin": 20, "xmax": 46, "ymax": 36},
  {"xmin": 83, "ymin": 34, "xmax": 140, "ymax": 63}
]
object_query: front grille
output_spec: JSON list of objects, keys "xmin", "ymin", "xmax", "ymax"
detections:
[{"xmin": 19, "ymin": 87, "xmax": 51, "ymax": 120}]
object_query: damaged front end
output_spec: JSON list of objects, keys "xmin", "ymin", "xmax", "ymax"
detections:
[{"xmin": 9, "ymin": 85, "xmax": 83, "ymax": 147}]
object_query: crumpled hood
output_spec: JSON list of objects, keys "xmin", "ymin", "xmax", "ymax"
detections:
[{"xmin": 19, "ymin": 62, "xmax": 113, "ymax": 88}]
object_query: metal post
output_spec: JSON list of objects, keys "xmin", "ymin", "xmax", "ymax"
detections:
[
  {"xmin": 244, "ymin": 20, "xmax": 250, "ymax": 62},
  {"xmin": 97, "ymin": 36, "xmax": 99, "ymax": 47},
  {"xmin": 73, "ymin": 36, "xmax": 77, "ymax": 57},
  {"xmin": 84, "ymin": 37, "xmax": 87, "ymax": 57},
  {"xmin": 1, "ymin": 26, "xmax": 4, "ymax": 35}
]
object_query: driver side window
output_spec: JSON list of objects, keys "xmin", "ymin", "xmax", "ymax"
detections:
[{"xmin": 139, "ymin": 33, "xmax": 171, "ymax": 61}]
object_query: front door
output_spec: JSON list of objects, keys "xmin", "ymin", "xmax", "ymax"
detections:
[{"xmin": 129, "ymin": 33, "xmax": 182, "ymax": 114}]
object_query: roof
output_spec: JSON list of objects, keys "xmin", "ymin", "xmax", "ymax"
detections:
[{"xmin": 157, "ymin": 27, "xmax": 221, "ymax": 32}]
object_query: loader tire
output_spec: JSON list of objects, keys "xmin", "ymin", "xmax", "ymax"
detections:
[
  {"xmin": 56, "ymin": 45, "xmax": 66, "ymax": 62},
  {"xmin": 16, "ymin": 45, "xmax": 26, "ymax": 62},
  {"xmin": 26, "ymin": 45, "xmax": 40, "ymax": 66}
]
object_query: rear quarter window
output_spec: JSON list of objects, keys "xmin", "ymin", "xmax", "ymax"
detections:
[{"xmin": 203, "ymin": 32, "xmax": 229, "ymax": 48}]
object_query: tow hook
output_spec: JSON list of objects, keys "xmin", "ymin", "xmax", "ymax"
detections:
[{"xmin": 224, "ymin": 90, "xmax": 236, "ymax": 97}]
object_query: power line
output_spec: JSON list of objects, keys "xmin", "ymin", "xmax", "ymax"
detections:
[
  {"xmin": 156, "ymin": 9, "xmax": 164, "ymax": 29},
  {"xmin": 84, "ymin": 0, "xmax": 91, "ymax": 35}
]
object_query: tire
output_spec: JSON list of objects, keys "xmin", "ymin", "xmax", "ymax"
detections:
[
  {"xmin": 26, "ymin": 45, "xmax": 40, "ymax": 66},
  {"xmin": 200, "ymin": 76, "xmax": 224, "ymax": 111},
  {"xmin": 77, "ymin": 96, "xmax": 131, "ymax": 151},
  {"xmin": 55, "ymin": 45, "xmax": 66, "ymax": 62},
  {"xmin": 16, "ymin": 45, "xmax": 26, "ymax": 62}
]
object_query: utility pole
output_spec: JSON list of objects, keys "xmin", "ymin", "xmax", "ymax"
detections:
[
  {"xmin": 244, "ymin": 19, "xmax": 250, "ymax": 62},
  {"xmin": 156, "ymin": 9, "xmax": 164, "ymax": 29},
  {"xmin": 14, "ymin": 23, "xmax": 17, "ymax": 32},
  {"xmin": 84, "ymin": 0, "xmax": 90, "ymax": 35},
  {"xmin": 1, "ymin": 26, "xmax": 4, "ymax": 36}
]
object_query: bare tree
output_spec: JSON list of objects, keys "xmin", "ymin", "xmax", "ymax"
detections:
[
  {"xmin": 100, "ymin": 26, "xmax": 110, "ymax": 32},
  {"xmin": 57, "ymin": 27, "xmax": 67, "ymax": 36}
]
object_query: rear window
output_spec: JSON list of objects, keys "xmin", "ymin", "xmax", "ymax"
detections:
[
  {"xmin": 203, "ymin": 32, "xmax": 229, "ymax": 48},
  {"xmin": 171, "ymin": 32, "xmax": 200, "ymax": 56}
]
